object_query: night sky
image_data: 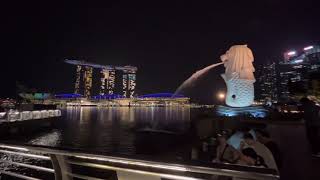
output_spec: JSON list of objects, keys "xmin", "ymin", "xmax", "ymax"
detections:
[{"xmin": 2, "ymin": 1, "xmax": 320, "ymax": 103}]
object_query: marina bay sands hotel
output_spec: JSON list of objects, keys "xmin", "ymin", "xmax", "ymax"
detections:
[{"xmin": 65, "ymin": 59, "xmax": 137, "ymax": 98}]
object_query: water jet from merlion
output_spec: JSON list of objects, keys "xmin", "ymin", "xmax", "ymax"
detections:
[
  {"xmin": 174, "ymin": 62, "xmax": 224, "ymax": 96},
  {"xmin": 175, "ymin": 44, "xmax": 267, "ymax": 117}
]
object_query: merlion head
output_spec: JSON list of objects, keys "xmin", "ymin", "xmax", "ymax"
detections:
[
  {"xmin": 220, "ymin": 45, "xmax": 256, "ymax": 107},
  {"xmin": 221, "ymin": 44, "xmax": 255, "ymax": 81}
]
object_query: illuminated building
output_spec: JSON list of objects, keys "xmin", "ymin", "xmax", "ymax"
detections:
[
  {"xmin": 122, "ymin": 73, "xmax": 128, "ymax": 97},
  {"xmin": 256, "ymin": 45, "xmax": 320, "ymax": 102},
  {"xmin": 256, "ymin": 62, "xmax": 278, "ymax": 102},
  {"xmin": 100, "ymin": 69, "xmax": 116, "ymax": 95},
  {"xmin": 54, "ymin": 93, "xmax": 189, "ymax": 107},
  {"xmin": 55, "ymin": 93, "xmax": 82, "ymax": 99},
  {"xmin": 65, "ymin": 59, "xmax": 137, "ymax": 98},
  {"xmin": 278, "ymin": 45, "xmax": 320, "ymax": 100},
  {"xmin": 278, "ymin": 64, "xmax": 309, "ymax": 100},
  {"xmin": 100, "ymin": 69, "xmax": 106, "ymax": 95},
  {"xmin": 84, "ymin": 66, "xmax": 93, "ymax": 98},
  {"xmin": 122, "ymin": 69, "xmax": 137, "ymax": 98},
  {"xmin": 73, "ymin": 65, "xmax": 93, "ymax": 98},
  {"xmin": 283, "ymin": 51, "xmax": 297, "ymax": 62},
  {"xmin": 133, "ymin": 93, "xmax": 189, "ymax": 106},
  {"xmin": 74, "ymin": 65, "xmax": 82, "ymax": 94},
  {"xmin": 282, "ymin": 45, "xmax": 320, "ymax": 65},
  {"xmin": 128, "ymin": 74, "xmax": 136, "ymax": 98}
]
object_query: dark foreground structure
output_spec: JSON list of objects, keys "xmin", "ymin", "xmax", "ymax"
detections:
[
  {"xmin": 1, "ymin": 121, "xmax": 319, "ymax": 180},
  {"xmin": 0, "ymin": 106, "xmax": 319, "ymax": 180},
  {"xmin": 0, "ymin": 143, "xmax": 278, "ymax": 180}
]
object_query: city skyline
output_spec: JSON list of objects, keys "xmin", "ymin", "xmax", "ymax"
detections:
[
  {"xmin": 2, "ymin": 1, "xmax": 320, "ymax": 104},
  {"xmin": 1, "ymin": 2, "xmax": 320, "ymax": 179},
  {"xmin": 255, "ymin": 44, "xmax": 320, "ymax": 102}
]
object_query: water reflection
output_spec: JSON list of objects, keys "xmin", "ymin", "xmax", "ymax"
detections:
[
  {"xmin": 26, "ymin": 107, "xmax": 191, "ymax": 156},
  {"xmin": 28, "ymin": 131, "xmax": 61, "ymax": 147},
  {"xmin": 134, "ymin": 107, "xmax": 190, "ymax": 132}
]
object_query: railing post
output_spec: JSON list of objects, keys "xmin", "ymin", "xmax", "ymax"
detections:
[{"xmin": 50, "ymin": 155, "xmax": 72, "ymax": 180}]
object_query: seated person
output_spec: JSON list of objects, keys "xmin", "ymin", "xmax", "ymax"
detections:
[
  {"xmin": 241, "ymin": 133, "xmax": 278, "ymax": 171},
  {"xmin": 238, "ymin": 147, "xmax": 268, "ymax": 168},
  {"xmin": 214, "ymin": 131, "xmax": 240, "ymax": 163},
  {"xmin": 227, "ymin": 129, "xmax": 256, "ymax": 150},
  {"xmin": 255, "ymin": 129, "xmax": 282, "ymax": 169}
]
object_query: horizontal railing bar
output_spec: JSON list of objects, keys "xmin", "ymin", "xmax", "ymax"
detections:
[
  {"xmin": 74, "ymin": 155, "xmax": 188, "ymax": 172},
  {"xmin": 66, "ymin": 171, "xmax": 106, "ymax": 180},
  {"xmin": 0, "ymin": 143, "xmax": 279, "ymax": 179},
  {"xmin": 0, "ymin": 159, "xmax": 55, "ymax": 173},
  {"xmin": 68, "ymin": 160, "xmax": 201, "ymax": 180},
  {"xmin": 190, "ymin": 165, "xmax": 276, "ymax": 180},
  {"xmin": 0, "ymin": 170, "xmax": 41, "ymax": 180},
  {"xmin": 71, "ymin": 156, "xmax": 278, "ymax": 180},
  {"xmin": 0, "ymin": 149, "xmax": 50, "ymax": 160},
  {"xmin": 0, "ymin": 145, "xmax": 30, "ymax": 151}
]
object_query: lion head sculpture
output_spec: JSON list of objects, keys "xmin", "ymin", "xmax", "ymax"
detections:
[
  {"xmin": 220, "ymin": 45, "xmax": 255, "ymax": 82},
  {"xmin": 220, "ymin": 45, "xmax": 255, "ymax": 107}
]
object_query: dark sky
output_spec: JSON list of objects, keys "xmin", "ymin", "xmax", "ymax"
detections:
[{"xmin": 1, "ymin": 1, "xmax": 320, "ymax": 102}]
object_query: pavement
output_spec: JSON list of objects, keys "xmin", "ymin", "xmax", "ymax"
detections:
[{"xmin": 268, "ymin": 123, "xmax": 320, "ymax": 180}]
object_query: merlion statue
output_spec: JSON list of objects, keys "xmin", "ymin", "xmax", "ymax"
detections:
[{"xmin": 220, "ymin": 45, "xmax": 255, "ymax": 107}]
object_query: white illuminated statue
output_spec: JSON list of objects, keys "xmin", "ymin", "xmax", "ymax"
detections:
[{"xmin": 220, "ymin": 45, "xmax": 255, "ymax": 107}]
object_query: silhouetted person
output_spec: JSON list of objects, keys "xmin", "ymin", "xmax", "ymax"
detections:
[
  {"xmin": 238, "ymin": 147, "xmax": 268, "ymax": 168},
  {"xmin": 235, "ymin": 148, "xmax": 268, "ymax": 180},
  {"xmin": 241, "ymin": 133, "xmax": 278, "ymax": 171},
  {"xmin": 213, "ymin": 131, "xmax": 240, "ymax": 164},
  {"xmin": 255, "ymin": 129, "xmax": 282, "ymax": 169},
  {"xmin": 300, "ymin": 98, "xmax": 320, "ymax": 156}
]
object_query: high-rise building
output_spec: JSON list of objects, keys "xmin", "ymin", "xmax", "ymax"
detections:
[
  {"xmin": 100, "ymin": 69, "xmax": 107, "ymax": 95},
  {"xmin": 278, "ymin": 63, "xmax": 309, "ymax": 99},
  {"xmin": 128, "ymin": 73, "xmax": 136, "ymax": 98},
  {"xmin": 73, "ymin": 65, "xmax": 93, "ymax": 98},
  {"xmin": 255, "ymin": 62, "xmax": 278, "ymax": 102},
  {"xmin": 74, "ymin": 65, "xmax": 82, "ymax": 94},
  {"xmin": 122, "ymin": 69, "xmax": 137, "ymax": 98},
  {"xmin": 122, "ymin": 73, "xmax": 128, "ymax": 98},
  {"xmin": 278, "ymin": 45, "xmax": 320, "ymax": 100},
  {"xmin": 100, "ymin": 69, "xmax": 116, "ymax": 95},
  {"xmin": 66, "ymin": 60, "xmax": 137, "ymax": 98},
  {"xmin": 83, "ymin": 66, "xmax": 93, "ymax": 98}
]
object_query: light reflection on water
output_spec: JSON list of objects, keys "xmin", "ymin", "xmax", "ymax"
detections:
[
  {"xmin": 0, "ymin": 107, "xmax": 192, "ymax": 175},
  {"xmin": 29, "ymin": 106, "xmax": 191, "ymax": 155},
  {"xmin": 28, "ymin": 131, "xmax": 61, "ymax": 147}
]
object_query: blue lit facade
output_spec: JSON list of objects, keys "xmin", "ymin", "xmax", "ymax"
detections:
[
  {"xmin": 216, "ymin": 105, "xmax": 268, "ymax": 118},
  {"xmin": 55, "ymin": 93, "xmax": 83, "ymax": 99},
  {"xmin": 138, "ymin": 93, "xmax": 185, "ymax": 98},
  {"xmin": 92, "ymin": 94, "xmax": 125, "ymax": 99}
]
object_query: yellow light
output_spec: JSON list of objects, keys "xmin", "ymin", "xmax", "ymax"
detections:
[{"xmin": 218, "ymin": 92, "xmax": 225, "ymax": 99}]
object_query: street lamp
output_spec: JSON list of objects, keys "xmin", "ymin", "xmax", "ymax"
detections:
[
  {"xmin": 218, "ymin": 92, "xmax": 225, "ymax": 99},
  {"xmin": 217, "ymin": 92, "xmax": 225, "ymax": 105}
]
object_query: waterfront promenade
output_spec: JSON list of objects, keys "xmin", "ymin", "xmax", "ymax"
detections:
[
  {"xmin": 268, "ymin": 122, "xmax": 320, "ymax": 180},
  {"xmin": 0, "ymin": 107, "xmax": 319, "ymax": 179}
]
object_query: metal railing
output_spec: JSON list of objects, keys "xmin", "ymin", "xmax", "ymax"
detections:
[{"xmin": 0, "ymin": 143, "xmax": 279, "ymax": 180}]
